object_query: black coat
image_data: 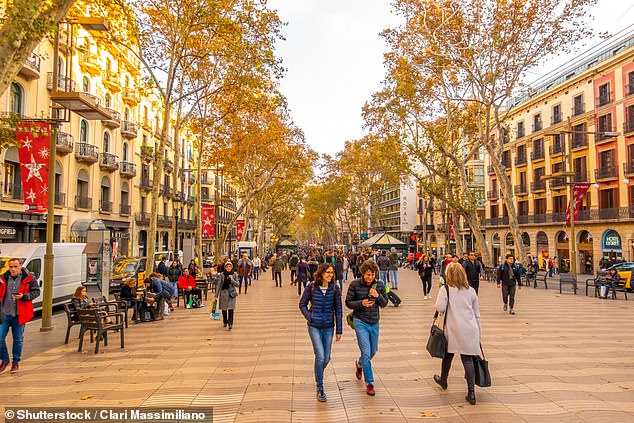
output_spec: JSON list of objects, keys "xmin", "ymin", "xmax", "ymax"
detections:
[{"xmin": 345, "ymin": 278, "xmax": 388, "ymax": 325}]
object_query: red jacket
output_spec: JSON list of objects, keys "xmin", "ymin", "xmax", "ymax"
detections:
[
  {"xmin": 178, "ymin": 274, "xmax": 196, "ymax": 290},
  {"xmin": 0, "ymin": 268, "xmax": 40, "ymax": 325}
]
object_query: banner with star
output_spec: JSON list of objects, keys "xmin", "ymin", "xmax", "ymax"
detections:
[
  {"xmin": 236, "ymin": 219, "xmax": 245, "ymax": 242},
  {"xmin": 201, "ymin": 205, "xmax": 215, "ymax": 239},
  {"xmin": 17, "ymin": 121, "xmax": 51, "ymax": 214}
]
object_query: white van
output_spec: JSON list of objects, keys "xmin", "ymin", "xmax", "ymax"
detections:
[
  {"xmin": 0, "ymin": 243, "xmax": 87, "ymax": 311},
  {"xmin": 154, "ymin": 250, "xmax": 183, "ymax": 270}
]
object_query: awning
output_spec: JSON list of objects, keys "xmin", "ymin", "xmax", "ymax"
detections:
[
  {"xmin": 70, "ymin": 219, "xmax": 106, "ymax": 238},
  {"xmin": 82, "ymin": 242, "xmax": 103, "ymax": 255}
]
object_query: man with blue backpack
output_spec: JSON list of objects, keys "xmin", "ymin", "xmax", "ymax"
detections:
[{"xmin": 497, "ymin": 254, "xmax": 521, "ymax": 315}]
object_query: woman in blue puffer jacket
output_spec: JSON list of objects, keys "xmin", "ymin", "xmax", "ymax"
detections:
[{"xmin": 299, "ymin": 263, "xmax": 343, "ymax": 403}]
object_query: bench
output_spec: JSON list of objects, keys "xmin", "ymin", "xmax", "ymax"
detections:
[
  {"xmin": 527, "ymin": 270, "xmax": 548, "ymax": 289},
  {"xmin": 558, "ymin": 274, "xmax": 577, "ymax": 294},
  {"xmin": 77, "ymin": 308, "xmax": 125, "ymax": 354},
  {"xmin": 585, "ymin": 275, "xmax": 601, "ymax": 297}
]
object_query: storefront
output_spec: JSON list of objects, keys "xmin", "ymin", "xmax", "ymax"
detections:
[
  {"xmin": 556, "ymin": 230, "xmax": 570, "ymax": 273},
  {"xmin": 578, "ymin": 230, "xmax": 594, "ymax": 274},
  {"xmin": 505, "ymin": 232, "xmax": 515, "ymax": 257},
  {"xmin": 521, "ymin": 232, "xmax": 531, "ymax": 256},
  {"xmin": 0, "ymin": 212, "xmax": 61, "ymax": 243},
  {"xmin": 602, "ymin": 229, "xmax": 623, "ymax": 261},
  {"xmin": 536, "ymin": 231, "xmax": 549, "ymax": 270}
]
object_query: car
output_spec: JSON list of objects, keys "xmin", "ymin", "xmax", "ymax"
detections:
[
  {"xmin": 608, "ymin": 261, "xmax": 634, "ymax": 290},
  {"xmin": 110, "ymin": 257, "xmax": 147, "ymax": 294},
  {"xmin": 203, "ymin": 256, "xmax": 215, "ymax": 268}
]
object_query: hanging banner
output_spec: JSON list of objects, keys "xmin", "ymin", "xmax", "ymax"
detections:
[
  {"xmin": 17, "ymin": 121, "xmax": 51, "ymax": 214},
  {"xmin": 201, "ymin": 205, "xmax": 215, "ymax": 238},
  {"xmin": 236, "ymin": 219, "xmax": 245, "ymax": 242},
  {"xmin": 565, "ymin": 183, "xmax": 591, "ymax": 225},
  {"xmin": 449, "ymin": 215, "xmax": 456, "ymax": 240}
]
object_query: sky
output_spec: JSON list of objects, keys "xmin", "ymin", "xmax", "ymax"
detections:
[{"xmin": 268, "ymin": 0, "xmax": 634, "ymax": 157}]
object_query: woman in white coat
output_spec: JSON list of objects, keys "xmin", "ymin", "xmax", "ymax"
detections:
[{"xmin": 433, "ymin": 262, "xmax": 481, "ymax": 405}]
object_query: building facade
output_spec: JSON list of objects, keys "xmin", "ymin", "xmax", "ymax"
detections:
[
  {"xmin": 483, "ymin": 32, "xmax": 634, "ymax": 272},
  {"xmin": 370, "ymin": 175, "xmax": 417, "ymax": 248}
]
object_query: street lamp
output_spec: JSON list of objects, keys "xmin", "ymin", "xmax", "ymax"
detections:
[{"xmin": 173, "ymin": 194, "xmax": 181, "ymax": 262}]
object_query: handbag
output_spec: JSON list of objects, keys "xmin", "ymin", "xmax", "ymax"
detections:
[
  {"xmin": 426, "ymin": 284, "xmax": 449, "ymax": 358},
  {"xmin": 473, "ymin": 344, "xmax": 491, "ymax": 387}
]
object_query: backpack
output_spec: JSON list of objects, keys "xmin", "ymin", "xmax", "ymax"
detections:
[
  {"xmin": 139, "ymin": 303, "xmax": 155, "ymax": 322},
  {"xmin": 191, "ymin": 294, "xmax": 202, "ymax": 308}
]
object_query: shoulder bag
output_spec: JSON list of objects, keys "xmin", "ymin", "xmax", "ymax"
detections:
[
  {"xmin": 425, "ymin": 284, "xmax": 449, "ymax": 358},
  {"xmin": 473, "ymin": 343, "xmax": 491, "ymax": 387}
]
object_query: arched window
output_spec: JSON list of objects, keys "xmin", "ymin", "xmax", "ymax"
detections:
[
  {"xmin": 105, "ymin": 93, "xmax": 111, "ymax": 108},
  {"xmin": 80, "ymin": 120, "xmax": 88, "ymax": 143},
  {"xmin": 122, "ymin": 142, "xmax": 129, "ymax": 161},
  {"xmin": 9, "ymin": 83, "xmax": 23, "ymax": 115},
  {"xmin": 76, "ymin": 169, "xmax": 90, "ymax": 208},
  {"xmin": 103, "ymin": 131, "xmax": 110, "ymax": 153},
  {"xmin": 82, "ymin": 76, "xmax": 89, "ymax": 93},
  {"xmin": 100, "ymin": 176, "xmax": 111, "ymax": 212}
]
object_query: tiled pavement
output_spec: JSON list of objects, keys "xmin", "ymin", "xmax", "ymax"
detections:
[{"xmin": 1, "ymin": 269, "xmax": 634, "ymax": 422}]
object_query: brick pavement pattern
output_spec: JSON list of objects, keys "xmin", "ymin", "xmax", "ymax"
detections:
[{"xmin": 1, "ymin": 269, "xmax": 633, "ymax": 422}]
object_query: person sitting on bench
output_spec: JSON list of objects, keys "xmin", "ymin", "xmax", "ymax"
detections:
[{"xmin": 178, "ymin": 268, "xmax": 201, "ymax": 308}]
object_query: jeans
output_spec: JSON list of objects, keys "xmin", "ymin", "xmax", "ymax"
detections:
[
  {"xmin": 337, "ymin": 279, "xmax": 343, "ymax": 292},
  {"xmin": 469, "ymin": 278, "xmax": 480, "ymax": 294},
  {"xmin": 238, "ymin": 275, "xmax": 251, "ymax": 294},
  {"xmin": 354, "ymin": 319, "xmax": 380, "ymax": 383},
  {"xmin": 501, "ymin": 283, "xmax": 516, "ymax": 308},
  {"xmin": 308, "ymin": 326, "xmax": 334, "ymax": 389},
  {"xmin": 170, "ymin": 281, "xmax": 178, "ymax": 296},
  {"xmin": 297, "ymin": 279, "xmax": 307, "ymax": 296},
  {"xmin": 440, "ymin": 353, "xmax": 475, "ymax": 391},
  {"xmin": 389, "ymin": 269, "xmax": 398, "ymax": 288},
  {"xmin": 379, "ymin": 270, "xmax": 388, "ymax": 285},
  {"xmin": 290, "ymin": 269, "xmax": 296, "ymax": 282},
  {"xmin": 343, "ymin": 269, "xmax": 348, "ymax": 280},
  {"xmin": 0, "ymin": 315, "xmax": 25, "ymax": 363},
  {"xmin": 253, "ymin": 267, "xmax": 259, "ymax": 280},
  {"xmin": 274, "ymin": 271, "xmax": 282, "ymax": 286}
]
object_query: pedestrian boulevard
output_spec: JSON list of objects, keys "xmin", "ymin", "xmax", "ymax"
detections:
[{"xmin": 1, "ymin": 269, "xmax": 634, "ymax": 422}]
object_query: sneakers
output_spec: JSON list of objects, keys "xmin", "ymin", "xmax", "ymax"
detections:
[
  {"xmin": 510, "ymin": 308, "xmax": 515, "ymax": 315},
  {"xmin": 366, "ymin": 383, "xmax": 375, "ymax": 396},
  {"xmin": 0, "ymin": 361, "xmax": 8, "ymax": 373},
  {"xmin": 433, "ymin": 374, "xmax": 447, "ymax": 390},
  {"xmin": 10, "ymin": 363, "xmax": 19, "ymax": 374},
  {"xmin": 316, "ymin": 388, "xmax": 327, "ymax": 402},
  {"xmin": 355, "ymin": 361, "xmax": 363, "ymax": 380},
  {"xmin": 186, "ymin": 304, "xmax": 191, "ymax": 309},
  {"xmin": 503, "ymin": 304, "xmax": 508, "ymax": 312},
  {"xmin": 424, "ymin": 295, "xmax": 428, "ymax": 300}
]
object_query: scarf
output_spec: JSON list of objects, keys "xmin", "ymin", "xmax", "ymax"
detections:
[{"xmin": 222, "ymin": 269, "xmax": 233, "ymax": 290}]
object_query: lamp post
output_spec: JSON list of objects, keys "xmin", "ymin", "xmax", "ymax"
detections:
[{"xmin": 173, "ymin": 194, "xmax": 181, "ymax": 262}]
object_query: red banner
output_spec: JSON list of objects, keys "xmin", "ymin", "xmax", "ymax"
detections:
[
  {"xmin": 17, "ymin": 122, "xmax": 50, "ymax": 214},
  {"xmin": 236, "ymin": 219, "xmax": 245, "ymax": 242},
  {"xmin": 566, "ymin": 183, "xmax": 591, "ymax": 225},
  {"xmin": 449, "ymin": 215, "xmax": 455, "ymax": 240},
  {"xmin": 201, "ymin": 205, "xmax": 214, "ymax": 238}
]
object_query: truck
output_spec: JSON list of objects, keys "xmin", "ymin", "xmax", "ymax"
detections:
[{"xmin": 0, "ymin": 243, "xmax": 87, "ymax": 311}]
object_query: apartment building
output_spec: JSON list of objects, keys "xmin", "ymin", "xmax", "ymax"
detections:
[
  {"xmin": 483, "ymin": 31, "xmax": 634, "ymax": 272},
  {"xmin": 370, "ymin": 175, "xmax": 417, "ymax": 246},
  {"xmin": 1, "ymin": 8, "xmax": 199, "ymax": 258}
]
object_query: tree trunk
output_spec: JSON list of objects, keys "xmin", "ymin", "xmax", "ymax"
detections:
[{"xmin": 462, "ymin": 214, "xmax": 492, "ymax": 267}]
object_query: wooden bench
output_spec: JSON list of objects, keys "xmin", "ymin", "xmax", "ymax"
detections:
[
  {"xmin": 558, "ymin": 273, "xmax": 577, "ymax": 294},
  {"xmin": 77, "ymin": 308, "xmax": 125, "ymax": 354},
  {"xmin": 607, "ymin": 279, "xmax": 629, "ymax": 300},
  {"xmin": 527, "ymin": 270, "xmax": 548, "ymax": 289}
]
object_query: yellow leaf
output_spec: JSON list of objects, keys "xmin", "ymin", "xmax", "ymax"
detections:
[
  {"xmin": 80, "ymin": 395, "xmax": 93, "ymax": 400},
  {"xmin": 421, "ymin": 411, "xmax": 437, "ymax": 417}
]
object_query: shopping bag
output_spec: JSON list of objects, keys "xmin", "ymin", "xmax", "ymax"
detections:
[
  {"xmin": 209, "ymin": 298, "xmax": 220, "ymax": 320},
  {"xmin": 473, "ymin": 344, "xmax": 491, "ymax": 387}
]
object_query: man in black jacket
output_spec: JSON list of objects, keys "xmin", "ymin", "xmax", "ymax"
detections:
[
  {"xmin": 497, "ymin": 254, "xmax": 521, "ymax": 315},
  {"xmin": 462, "ymin": 252, "xmax": 484, "ymax": 294},
  {"xmin": 345, "ymin": 260, "xmax": 388, "ymax": 397}
]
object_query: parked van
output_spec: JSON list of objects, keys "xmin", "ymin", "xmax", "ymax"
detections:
[
  {"xmin": 0, "ymin": 243, "xmax": 87, "ymax": 311},
  {"xmin": 154, "ymin": 250, "xmax": 182, "ymax": 270}
]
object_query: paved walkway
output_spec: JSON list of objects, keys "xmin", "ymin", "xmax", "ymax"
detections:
[{"xmin": 1, "ymin": 268, "xmax": 633, "ymax": 422}]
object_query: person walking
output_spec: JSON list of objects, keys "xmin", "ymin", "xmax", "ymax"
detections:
[
  {"xmin": 462, "ymin": 252, "xmax": 484, "ymax": 294},
  {"xmin": 388, "ymin": 248, "xmax": 399, "ymax": 289},
  {"xmin": 216, "ymin": 261, "xmax": 239, "ymax": 329},
  {"xmin": 157, "ymin": 256, "xmax": 169, "ymax": 278},
  {"xmin": 167, "ymin": 260, "xmax": 183, "ymax": 298},
  {"xmin": 0, "ymin": 258, "xmax": 40, "ymax": 374},
  {"xmin": 334, "ymin": 255, "xmax": 344, "ymax": 292},
  {"xmin": 252, "ymin": 254, "xmax": 261, "ymax": 280},
  {"xmin": 236, "ymin": 253, "xmax": 253, "ymax": 294},
  {"xmin": 497, "ymin": 254, "xmax": 521, "ymax": 314},
  {"xmin": 342, "ymin": 254, "xmax": 350, "ymax": 281},
  {"xmin": 417, "ymin": 254, "xmax": 433, "ymax": 299},
  {"xmin": 299, "ymin": 263, "xmax": 343, "ymax": 402},
  {"xmin": 432, "ymin": 262, "xmax": 482, "ymax": 406},
  {"xmin": 345, "ymin": 259, "xmax": 388, "ymax": 396},
  {"xmin": 272, "ymin": 253, "xmax": 284, "ymax": 287},
  {"xmin": 376, "ymin": 250, "xmax": 391, "ymax": 285},
  {"xmin": 296, "ymin": 257, "xmax": 310, "ymax": 296},
  {"xmin": 289, "ymin": 253, "xmax": 299, "ymax": 284}
]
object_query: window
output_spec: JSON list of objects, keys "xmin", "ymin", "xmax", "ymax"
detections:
[
  {"xmin": 121, "ymin": 182, "xmax": 129, "ymax": 205},
  {"xmin": 552, "ymin": 104, "xmax": 561, "ymax": 124},
  {"xmin": 533, "ymin": 113, "xmax": 542, "ymax": 132},
  {"xmin": 77, "ymin": 169, "xmax": 90, "ymax": 199},
  {"xmin": 101, "ymin": 176, "xmax": 111, "ymax": 205},
  {"xmin": 3, "ymin": 147, "xmax": 22, "ymax": 200},
  {"xmin": 599, "ymin": 149, "xmax": 615, "ymax": 169},
  {"xmin": 502, "ymin": 150, "xmax": 511, "ymax": 167},
  {"xmin": 473, "ymin": 166, "xmax": 484, "ymax": 183},
  {"xmin": 599, "ymin": 188, "xmax": 617, "ymax": 209},
  {"xmin": 625, "ymin": 105, "xmax": 634, "ymax": 133},
  {"xmin": 597, "ymin": 113, "xmax": 613, "ymax": 135},
  {"xmin": 628, "ymin": 71, "xmax": 634, "ymax": 96},
  {"xmin": 517, "ymin": 121, "xmax": 525, "ymax": 138},
  {"xmin": 103, "ymin": 131, "xmax": 110, "ymax": 152},
  {"xmin": 82, "ymin": 76, "xmax": 90, "ymax": 93},
  {"xmin": 124, "ymin": 108, "xmax": 130, "ymax": 121},
  {"xmin": 574, "ymin": 156, "xmax": 587, "ymax": 182},
  {"xmin": 26, "ymin": 259, "xmax": 42, "ymax": 280},
  {"xmin": 516, "ymin": 144, "xmax": 526, "ymax": 164},
  {"xmin": 553, "ymin": 195, "xmax": 567, "ymax": 213},
  {"xmin": 9, "ymin": 83, "xmax": 23, "ymax": 115},
  {"xmin": 80, "ymin": 120, "xmax": 88, "ymax": 143},
  {"xmin": 573, "ymin": 94, "xmax": 584, "ymax": 116},
  {"xmin": 141, "ymin": 196, "xmax": 147, "ymax": 213},
  {"xmin": 598, "ymin": 82, "xmax": 611, "ymax": 106},
  {"xmin": 534, "ymin": 198, "xmax": 546, "ymax": 214},
  {"xmin": 518, "ymin": 200, "xmax": 528, "ymax": 216},
  {"xmin": 122, "ymin": 142, "xmax": 129, "ymax": 161},
  {"xmin": 490, "ymin": 204, "xmax": 498, "ymax": 218},
  {"xmin": 571, "ymin": 122, "xmax": 587, "ymax": 148}
]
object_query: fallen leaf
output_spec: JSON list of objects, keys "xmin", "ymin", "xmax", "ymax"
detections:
[
  {"xmin": 421, "ymin": 411, "xmax": 437, "ymax": 417},
  {"xmin": 80, "ymin": 395, "xmax": 93, "ymax": 400},
  {"xmin": 75, "ymin": 380, "xmax": 86, "ymax": 383},
  {"xmin": 224, "ymin": 368, "xmax": 233, "ymax": 372}
]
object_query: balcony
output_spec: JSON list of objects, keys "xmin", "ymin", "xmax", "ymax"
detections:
[
  {"xmin": 482, "ymin": 217, "xmax": 509, "ymax": 227},
  {"xmin": 99, "ymin": 152, "xmax": 119, "ymax": 172},
  {"xmin": 160, "ymin": 184, "xmax": 172, "ymax": 198},
  {"xmin": 74, "ymin": 143, "xmax": 99, "ymax": 163},
  {"xmin": 140, "ymin": 177, "xmax": 153, "ymax": 192},
  {"xmin": 140, "ymin": 144, "xmax": 154, "ymax": 162},
  {"xmin": 487, "ymin": 165, "xmax": 495, "ymax": 175},
  {"xmin": 119, "ymin": 161, "xmax": 137, "ymax": 178},
  {"xmin": 549, "ymin": 142, "xmax": 564, "ymax": 157},
  {"xmin": 75, "ymin": 195, "xmax": 92, "ymax": 210},
  {"xmin": 530, "ymin": 149, "xmax": 545, "ymax": 161},
  {"xmin": 158, "ymin": 215, "xmax": 172, "ymax": 227},
  {"xmin": 99, "ymin": 200, "xmax": 113, "ymax": 214},
  {"xmin": 2, "ymin": 182, "xmax": 23, "ymax": 201},
  {"xmin": 595, "ymin": 165, "xmax": 618, "ymax": 182},
  {"xmin": 185, "ymin": 195, "xmax": 196, "ymax": 205},
  {"xmin": 550, "ymin": 178, "xmax": 566, "ymax": 190},
  {"xmin": 530, "ymin": 180, "xmax": 546, "ymax": 192},
  {"xmin": 50, "ymin": 89, "xmax": 114, "ymax": 120},
  {"xmin": 595, "ymin": 131, "xmax": 617, "ymax": 145},
  {"xmin": 102, "ymin": 70, "xmax": 120, "ymax": 92},
  {"xmin": 47, "ymin": 73, "xmax": 76, "ymax": 92},
  {"xmin": 571, "ymin": 133, "xmax": 588, "ymax": 150},
  {"xmin": 624, "ymin": 162, "xmax": 634, "ymax": 177},
  {"xmin": 179, "ymin": 218, "xmax": 197, "ymax": 229},
  {"xmin": 501, "ymin": 158, "xmax": 511, "ymax": 170},
  {"xmin": 516, "ymin": 128, "xmax": 525, "ymax": 139},
  {"xmin": 624, "ymin": 121, "xmax": 634, "ymax": 135},
  {"xmin": 54, "ymin": 192, "xmax": 65, "ymax": 207},
  {"xmin": 514, "ymin": 154, "xmax": 527, "ymax": 166},
  {"xmin": 18, "ymin": 54, "xmax": 41, "ymax": 80},
  {"xmin": 142, "ymin": 119, "xmax": 153, "ymax": 132},
  {"xmin": 120, "ymin": 204, "xmax": 131, "ymax": 216},
  {"xmin": 78, "ymin": 50, "xmax": 100, "ymax": 76},
  {"xmin": 121, "ymin": 121, "xmax": 138, "ymax": 139},
  {"xmin": 164, "ymin": 158, "xmax": 174, "ymax": 173},
  {"xmin": 122, "ymin": 88, "xmax": 139, "ymax": 106},
  {"xmin": 135, "ymin": 212, "xmax": 150, "ymax": 224},
  {"xmin": 486, "ymin": 190, "xmax": 499, "ymax": 200},
  {"xmin": 102, "ymin": 108, "xmax": 121, "ymax": 129},
  {"xmin": 596, "ymin": 92, "xmax": 612, "ymax": 108},
  {"xmin": 514, "ymin": 184, "xmax": 528, "ymax": 195},
  {"xmin": 55, "ymin": 131, "xmax": 74, "ymax": 155},
  {"xmin": 517, "ymin": 215, "xmax": 530, "ymax": 224},
  {"xmin": 201, "ymin": 192, "xmax": 211, "ymax": 202},
  {"xmin": 532, "ymin": 121, "xmax": 543, "ymax": 133},
  {"xmin": 574, "ymin": 170, "xmax": 588, "ymax": 183},
  {"xmin": 571, "ymin": 102, "xmax": 585, "ymax": 117}
]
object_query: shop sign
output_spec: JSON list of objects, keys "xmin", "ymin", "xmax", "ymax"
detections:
[
  {"xmin": 0, "ymin": 227, "xmax": 17, "ymax": 239},
  {"xmin": 602, "ymin": 230, "xmax": 621, "ymax": 250}
]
